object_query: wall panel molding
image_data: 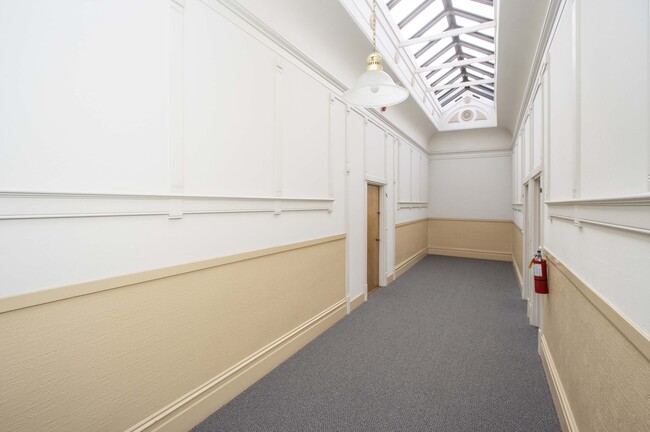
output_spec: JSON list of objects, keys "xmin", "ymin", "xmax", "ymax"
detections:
[
  {"xmin": 429, "ymin": 149, "xmax": 512, "ymax": 160},
  {"xmin": 0, "ymin": 191, "xmax": 334, "ymax": 221},
  {"xmin": 210, "ymin": 0, "xmax": 428, "ymax": 154},
  {"xmin": 547, "ymin": 193, "xmax": 650, "ymax": 236}
]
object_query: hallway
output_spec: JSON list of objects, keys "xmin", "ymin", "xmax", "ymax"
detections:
[{"xmin": 193, "ymin": 256, "xmax": 560, "ymax": 432}]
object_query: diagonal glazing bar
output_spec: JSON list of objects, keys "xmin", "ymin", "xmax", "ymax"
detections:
[
  {"xmin": 398, "ymin": 0, "xmax": 437, "ymax": 29},
  {"xmin": 441, "ymin": 88, "xmax": 467, "ymax": 106},
  {"xmin": 468, "ymin": 87, "xmax": 494, "ymax": 100},
  {"xmin": 452, "ymin": 8, "xmax": 491, "ymax": 23},
  {"xmin": 463, "ymin": 31, "xmax": 494, "ymax": 44},
  {"xmin": 465, "ymin": 64, "xmax": 494, "ymax": 77},
  {"xmin": 411, "ymin": 11, "xmax": 449, "ymax": 42},
  {"xmin": 416, "ymin": 55, "xmax": 495, "ymax": 72},
  {"xmin": 420, "ymin": 42, "xmax": 456, "ymax": 66},
  {"xmin": 439, "ymin": 87, "xmax": 465, "ymax": 102},
  {"xmin": 469, "ymin": 0, "xmax": 494, "ymax": 6},
  {"xmin": 427, "ymin": 78, "xmax": 495, "ymax": 92},
  {"xmin": 400, "ymin": 21, "xmax": 495, "ymax": 47},
  {"xmin": 459, "ymin": 40, "xmax": 493, "ymax": 55},
  {"xmin": 386, "ymin": 0, "xmax": 403, "ymax": 9},
  {"xmin": 430, "ymin": 66, "xmax": 461, "ymax": 87}
]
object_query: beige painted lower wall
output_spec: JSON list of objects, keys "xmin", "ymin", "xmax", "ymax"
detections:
[
  {"xmin": 395, "ymin": 219, "xmax": 428, "ymax": 279},
  {"xmin": 541, "ymin": 251, "xmax": 650, "ymax": 432},
  {"xmin": 512, "ymin": 224, "xmax": 524, "ymax": 287},
  {"xmin": 428, "ymin": 218, "xmax": 513, "ymax": 261},
  {"xmin": 0, "ymin": 235, "xmax": 346, "ymax": 432}
]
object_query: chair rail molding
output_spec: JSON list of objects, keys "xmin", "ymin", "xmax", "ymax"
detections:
[
  {"xmin": 0, "ymin": 191, "xmax": 334, "ymax": 221},
  {"xmin": 547, "ymin": 193, "xmax": 650, "ymax": 236}
]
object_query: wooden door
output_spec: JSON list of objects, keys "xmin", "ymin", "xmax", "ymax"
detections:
[{"xmin": 367, "ymin": 184, "xmax": 380, "ymax": 294}]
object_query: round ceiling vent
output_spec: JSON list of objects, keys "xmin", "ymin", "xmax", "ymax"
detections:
[{"xmin": 461, "ymin": 109, "xmax": 474, "ymax": 121}]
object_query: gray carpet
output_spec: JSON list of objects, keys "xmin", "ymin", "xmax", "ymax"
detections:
[{"xmin": 192, "ymin": 256, "xmax": 561, "ymax": 432}]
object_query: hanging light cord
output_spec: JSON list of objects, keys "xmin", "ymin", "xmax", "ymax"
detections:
[{"xmin": 371, "ymin": 0, "xmax": 377, "ymax": 53}]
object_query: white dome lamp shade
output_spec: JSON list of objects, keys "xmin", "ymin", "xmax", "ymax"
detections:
[{"xmin": 343, "ymin": 52, "xmax": 409, "ymax": 109}]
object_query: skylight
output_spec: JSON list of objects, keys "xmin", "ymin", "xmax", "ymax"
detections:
[{"xmin": 383, "ymin": 0, "xmax": 497, "ymax": 129}]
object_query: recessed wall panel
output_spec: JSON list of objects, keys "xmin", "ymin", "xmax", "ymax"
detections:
[
  {"xmin": 0, "ymin": 1, "xmax": 169, "ymax": 193},
  {"xmin": 579, "ymin": 0, "xmax": 649, "ymax": 197},
  {"xmin": 398, "ymin": 143, "xmax": 412, "ymax": 201},
  {"xmin": 548, "ymin": 7, "xmax": 575, "ymax": 201},
  {"xmin": 183, "ymin": 0, "xmax": 275, "ymax": 196},
  {"xmin": 281, "ymin": 61, "xmax": 330, "ymax": 198},
  {"xmin": 365, "ymin": 122, "xmax": 386, "ymax": 181}
]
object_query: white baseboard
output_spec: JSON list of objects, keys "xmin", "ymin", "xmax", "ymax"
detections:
[
  {"xmin": 127, "ymin": 299, "xmax": 347, "ymax": 432},
  {"xmin": 539, "ymin": 334, "xmax": 579, "ymax": 432},
  {"xmin": 395, "ymin": 248, "xmax": 428, "ymax": 279},
  {"xmin": 428, "ymin": 247, "xmax": 510, "ymax": 262},
  {"xmin": 349, "ymin": 293, "xmax": 365, "ymax": 312}
]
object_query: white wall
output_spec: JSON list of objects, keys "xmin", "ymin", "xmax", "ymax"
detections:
[
  {"xmin": 429, "ymin": 128, "xmax": 513, "ymax": 220},
  {"xmin": 395, "ymin": 141, "xmax": 429, "ymax": 224},
  {"xmin": 236, "ymin": 0, "xmax": 435, "ymax": 149},
  {"xmin": 513, "ymin": 0, "xmax": 650, "ymax": 334},
  {"xmin": 0, "ymin": 0, "xmax": 430, "ymax": 298}
]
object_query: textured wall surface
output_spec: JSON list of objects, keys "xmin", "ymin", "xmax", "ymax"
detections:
[
  {"xmin": 395, "ymin": 219, "xmax": 428, "ymax": 268},
  {"xmin": 428, "ymin": 219, "xmax": 513, "ymax": 261},
  {"xmin": 513, "ymin": 224, "xmax": 524, "ymax": 282},
  {"xmin": 543, "ymin": 256, "xmax": 650, "ymax": 432},
  {"xmin": 0, "ymin": 237, "xmax": 346, "ymax": 432}
]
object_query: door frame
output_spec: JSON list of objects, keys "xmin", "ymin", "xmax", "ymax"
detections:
[
  {"xmin": 523, "ymin": 174, "xmax": 543, "ymax": 327},
  {"xmin": 365, "ymin": 181, "xmax": 387, "ymax": 299}
]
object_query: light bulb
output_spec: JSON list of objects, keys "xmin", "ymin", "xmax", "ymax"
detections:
[{"xmin": 370, "ymin": 85, "xmax": 379, "ymax": 93}]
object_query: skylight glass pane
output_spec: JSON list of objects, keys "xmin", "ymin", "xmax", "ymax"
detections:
[
  {"xmin": 420, "ymin": 45, "xmax": 457, "ymax": 68},
  {"xmin": 414, "ymin": 36, "xmax": 453, "ymax": 60},
  {"xmin": 481, "ymin": 27, "xmax": 495, "ymax": 38},
  {"xmin": 453, "ymin": 0, "xmax": 494, "ymax": 20},
  {"xmin": 471, "ymin": 62, "xmax": 494, "ymax": 73},
  {"xmin": 459, "ymin": 34, "xmax": 494, "ymax": 51},
  {"xmin": 400, "ymin": 1, "xmax": 446, "ymax": 39},
  {"xmin": 388, "ymin": 0, "xmax": 416, "ymax": 25},
  {"xmin": 454, "ymin": 16, "xmax": 479, "ymax": 28},
  {"xmin": 461, "ymin": 46, "xmax": 489, "ymax": 58},
  {"xmin": 414, "ymin": 15, "xmax": 450, "ymax": 39}
]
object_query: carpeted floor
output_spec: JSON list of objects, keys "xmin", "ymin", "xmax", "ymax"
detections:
[{"xmin": 192, "ymin": 255, "xmax": 561, "ymax": 432}]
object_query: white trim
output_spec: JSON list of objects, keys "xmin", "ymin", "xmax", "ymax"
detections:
[
  {"xmin": 548, "ymin": 194, "xmax": 650, "ymax": 235},
  {"xmin": 415, "ymin": 55, "xmax": 496, "ymax": 73},
  {"xmin": 402, "ymin": 22, "xmax": 496, "ymax": 47},
  {"xmin": 549, "ymin": 215, "xmax": 650, "ymax": 236},
  {"xmin": 126, "ymin": 299, "xmax": 346, "ymax": 432},
  {"xmin": 427, "ymin": 79, "xmax": 495, "ymax": 92},
  {"xmin": 546, "ymin": 193, "xmax": 650, "ymax": 206},
  {"xmin": 539, "ymin": 334, "xmax": 579, "ymax": 432},
  {"xmin": 511, "ymin": 0, "xmax": 567, "ymax": 146},
  {"xmin": 571, "ymin": 0, "xmax": 581, "ymax": 199},
  {"xmin": 169, "ymin": 0, "xmax": 185, "ymax": 193},
  {"xmin": 429, "ymin": 149, "xmax": 512, "ymax": 160},
  {"xmin": 0, "ymin": 191, "xmax": 334, "ymax": 221}
]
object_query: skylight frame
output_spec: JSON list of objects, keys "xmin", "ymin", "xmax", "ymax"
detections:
[{"xmin": 384, "ymin": 0, "xmax": 498, "ymax": 114}]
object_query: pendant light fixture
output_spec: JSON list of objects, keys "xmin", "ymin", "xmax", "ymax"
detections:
[{"xmin": 342, "ymin": 0, "xmax": 409, "ymax": 109}]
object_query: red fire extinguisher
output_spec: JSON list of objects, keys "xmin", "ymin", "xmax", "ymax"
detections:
[{"xmin": 529, "ymin": 249, "xmax": 548, "ymax": 294}]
